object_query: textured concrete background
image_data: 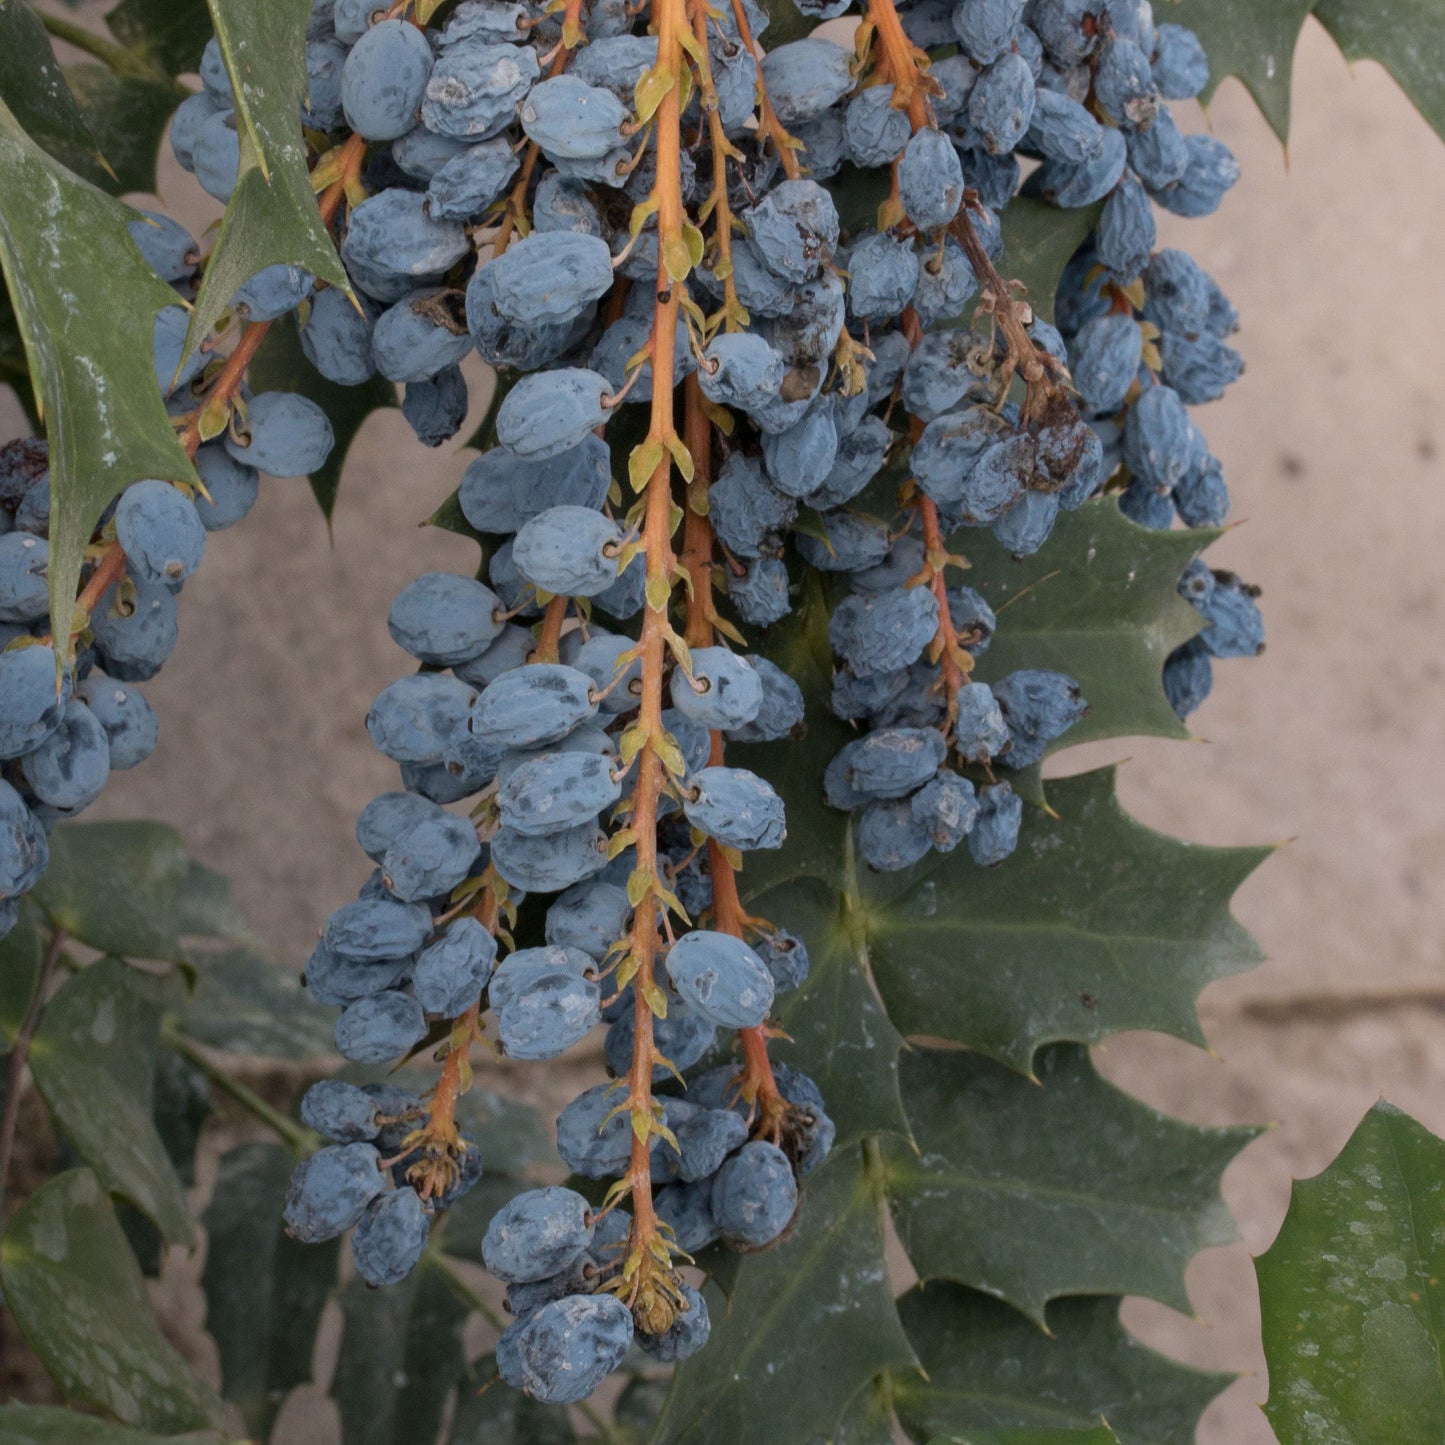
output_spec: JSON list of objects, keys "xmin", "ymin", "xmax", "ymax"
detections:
[{"xmin": 4, "ymin": 18, "xmax": 1445, "ymax": 1443}]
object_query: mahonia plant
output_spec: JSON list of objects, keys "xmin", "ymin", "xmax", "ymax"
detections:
[{"xmin": 0, "ymin": 0, "xmax": 1270, "ymax": 1415}]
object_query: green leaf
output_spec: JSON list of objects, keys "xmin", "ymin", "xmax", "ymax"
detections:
[
  {"xmin": 886, "ymin": 1044, "xmax": 1257, "ymax": 1323},
  {"xmin": 64, "ymin": 65, "xmax": 186, "ymax": 196},
  {"xmin": 0, "ymin": 907, "xmax": 41, "ymax": 1048},
  {"xmin": 175, "ymin": 858, "xmax": 255, "ymax": 943},
  {"xmin": 893, "ymin": 1285, "xmax": 1229, "ymax": 1443},
  {"xmin": 0, "ymin": 1, "xmax": 109, "ymax": 186},
  {"xmin": 0, "ymin": 275, "xmax": 37, "ymax": 423},
  {"xmin": 928, "ymin": 1431, "xmax": 1120, "ymax": 1444},
  {"xmin": 1165, "ymin": 0, "xmax": 1312, "ymax": 142},
  {"xmin": 651, "ymin": 1147, "xmax": 919, "ymax": 1445},
  {"xmin": 33, "ymin": 820, "xmax": 190, "ymax": 962},
  {"xmin": 183, "ymin": 944, "xmax": 337, "ymax": 1057},
  {"xmin": 996, "ymin": 198, "xmax": 1102, "ymax": 325},
  {"xmin": 960, "ymin": 499, "xmax": 1210, "ymax": 754},
  {"xmin": 0, "ymin": 1168, "xmax": 225, "ymax": 1432},
  {"xmin": 247, "ymin": 313, "xmax": 395, "ymax": 521},
  {"xmin": 865, "ymin": 767, "xmax": 1268, "ymax": 1072},
  {"xmin": 756, "ymin": 0, "xmax": 815, "ymax": 50},
  {"xmin": 201, "ymin": 1143, "xmax": 340, "ymax": 1439},
  {"xmin": 330, "ymin": 1257, "xmax": 473, "ymax": 1445},
  {"xmin": 182, "ymin": 0, "xmax": 351, "ymax": 364},
  {"xmin": 0, "ymin": 1402, "xmax": 236, "ymax": 1444},
  {"xmin": 105, "ymin": 0, "xmax": 212, "ymax": 76},
  {"xmin": 1256, "ymin": 1100, "xmax": 1445, "ymax": 1445},
  {"xmin": 448, "ymin": 1356, "xmax": 579, "ymax": 1443},
  {"xmin": 740, "ymin": 868, "xmax": 910, "ymax": 1149},
  {"xmin": 0, "ymin": 100, "xmax": 198, "ymax": 653},
  {"xmin": 28, "ymin": 958, "xmax": 194, "ymax": 1246},
  {"xmin": 1313, "ymin": 0, "xmax": 1445, "ymax": 141}
]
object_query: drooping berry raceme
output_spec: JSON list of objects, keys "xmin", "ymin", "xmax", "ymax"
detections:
[{"xmin": 1, "ymin": 0, "xmax": 1265, "ymax": 1405}]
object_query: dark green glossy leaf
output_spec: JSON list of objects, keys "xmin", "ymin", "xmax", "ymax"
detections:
[
  {"xmin": 1313, "ymin": 0, "xmax": 1445, "ymax": 140},
  {"xmin": 64, "ymin": 65, "xmax": 186, "ymax": 196},
  {"xmin": 960, "ymin": 499, "xmax": 1210, "ymax": 753},
  {"xmin": 928, "ymin": 1430, "xmax": 1120, "ymax": 1444},
  {"xmin": 742, "ymin": 870, "xmax": 911, "ymax": 1148},
  {"xmin": 615, "ymin": 1376, "xmax": 672, "ymax": 1443},
  {"xmin": 150, "ymin": 1046, "xmax": 211, "ymax": 1187},
  {"xmin": 866, "ymin": 766, "xmax": 1269, "ymax": 1072},
  {"xmin": 0, "ymin": 276, "xmax": 36, "ymax": 422},
  {"xmin": 28, "ymin": 958, "xmax": 194, "ymax": 1246},
  {"xmin": 756, "ymin": 0, "xmax": 813, "ymax": 50},
  {"xmin": 0, "ymin": 100, "xmax": 198, "ymax": 655},
  {"xmin": 248, "ymin": 311, "xmax": 395, "ymax": 521},
  {"xmin": 201, "ymin": 1143, "xmax": 339, "ymax": 1438},
  {"xmin": 887, "ymin": 1044, "xmax": 1256, "ymax": 1322},
  {"xmin": 652, "ymin": 1147, "xmax": 919, "ymax": 1445},
  {"xmin": 183, "ymin": 945, "xmax": 336, "ymax": 1057},
  {"xmin": 331, "ymin": 1256, "xmax": 473, "ymax": 1445},
  {"xmin": 893, "ymin": 1285, "xmax": 1229, "ymax": 1444},
  {"xmin": 175, "ymin": 859, "xmax": 255, "ymax": 943},
  {"xmin": 0, "ymin": 1169, "xmax": 224, "ymax": 1431},
  {"xmin": 1166, "ymin": 0, "xmax": 1312, "ymax": 142},
  {"xmin": 0, "ymin": 2, "xmax": 108, "ymax": 185},
  {"xmin": 830, "ymin": 1376, "xmax": 897, "ymax": 1444},
  {"xmin": 996, "ymin": 198, "xmax": 1102, "ymax": 326},
  {"xmin": 33, "ymin": 820, "xmax": 190, "ymax": 961},
  {"xmin": 1256, "ymin": 1100, "xmax": 1445, "ymax": 1445},
  {"xmin": 105, "ymin": 0, "xmax": 212, "ymax": 76},
  {"xmin": 448, "ymin": 1356, "xmax": 578, "ymax": 1443},
  {"xmin": 182, "ymin": 0, "xmax": 351, "ymax": 364},
  {"xmin": 0, "ymin": 1402, "xmax": 236, "ymax": 1443},
  {"xmin": 0, "ymin": 908, "xmax": 41, "ymax": 1048}
]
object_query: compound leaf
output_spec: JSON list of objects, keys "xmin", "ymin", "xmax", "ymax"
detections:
[
  {"xmin": 893, "ymin": 1285, "xmax": 1229, "ymax": 1444},
  {"xmin": 0, "ymin": 1169, "xmax": 224, "ymax": 1432},
  {"xmin": 183, "ymin": 0, "xmax": 350, "ymax": 364},
  {"xmin": 887, "ymin": 1045, "xmax": 1257, "ymax": 1322},
  {"xmin": 651, "ymin": 1147, "xmax": 919, "ymax": 1445},
  {"xmin": 63, "ymin": 64, "xmax": 186, "ymax": 196},
  {"xmin": 105, "ymin": 0, "xmax": 213, "ymax": 76},
  {"xmin": 33, "ymin": 820, "xmax": 190, "ymax": 962},
  {"xmin": 0, "ymin": 100, "xmax": 197, "ymax": 659},
  {"xmin": 182, "ymin": 944, "xmax": 337, "ymax": 1058},
  {"xmin": 1256, "ymin": 1100, "xmax": 1445, "ymax": 1445},
  {"xmin": 202, "ymin": 1143, "xmax": 339, "ymax": 1438},
  {"xmin": 448, "ymin": 1356, "xmax": 578, "ymax": 1443},
  {"xmin": 997, "ymin": 198, "xmax": 1103, "ymax": 326},
  {"xmin": 28, "ymin": 957, "xmax": 194, "ymax": 1246},
  {"xmin": 330, "ymin": 1256, "xmax": 474, "ymax": 1445},
  {"xmin": 0, "ymin": 906, "xmax": 41, "ymax": 1048}
]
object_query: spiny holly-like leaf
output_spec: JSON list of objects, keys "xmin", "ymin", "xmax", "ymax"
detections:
[
  {"xmin": 105, "ymin": 0, "xmax": 213, "ymax": 76},
  {"xmin": 0, "ymin": 100, "xmax": 198, "ymax": 656},
  {"xmin": 1165, "ymin": 0, "xmax": 1314, "ymax": 142},
  {"xmin": 175, "ymin": 858, "xmax": 256, "ymax": 943},
  {"xmin": 1256, "ymin": 1100, "xmax": 1445, "ymax": 1445},
  {"xmin": 886, "ymin": 1044, "xmax": 1258, "ymax": 1323},
  {"xmin": 1313, "ymin": 0, "xmax": 1445, "ymax": 141},
  {"xmin": 202, "ymin": 1143, "xmax": 340, "ymax": 1439},
  {"xmin": 448, "ymin": 1356, "xmax": 579, "ymax": 1443},
  {"xmin": 182, "ymin": 0, "xmax": 351, "ymax": 364},
  {"xmin": 996, "ymin": 198, "xmax": 1102, "ymax": 326},
  {"xmin": 0, "ymin": 1169, "xmax": 225, "ymax": 1432},
  {"xmin": 651, "ymin": 1147, "xmax": 919, "ymax": 1445},
  {"xmin": 330, "ymin": 1256, "xmax": 474, "ymax": 1445},
  {"xmin": 248, "ymin": 312, "xmax": 396, "ymax": 521},
  {"xmin": 893, "ymin": 1285, "xmax": 1230, "ymax": 1444},
  {"xmin": 0, "ymin": 906, "xmax": 41, "ymax": 1049},
  {"xmin": 183, "ymin": 945, "xmax": 337, "ymax": 1058},
  {"xmin": 0, "ymin": 2, "xmax": 110, "ymax": 186},
  {"xmin": 63, "ymin": 65, "xmax": 185, "ymax": 196},
  {"xmin": 33, "ymin": 820, "xmax": 191, "ymax": 962},
  {"xmin": 864, "ymin": 766, "xmax": 1269, "ymax": 1072},
  {"xmin": 0, "ymin": 1403, "xmax": 238, "ymax": 1444},
  {"xmin": 739, "ymin": 870, "xmax": 910, "ymax": 1148},
  {"xmin": 961, "ymin": 500, "xmax": 1209, "ymax": 753},
  {"xmin": 28, "ymin": 958, "xmax": 194, "ymax": 1246}
]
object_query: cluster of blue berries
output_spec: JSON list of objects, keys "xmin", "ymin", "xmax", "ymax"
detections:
[{"xmin": 0, "ymin": 179, "xmax": 338, "ymax": 937}]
